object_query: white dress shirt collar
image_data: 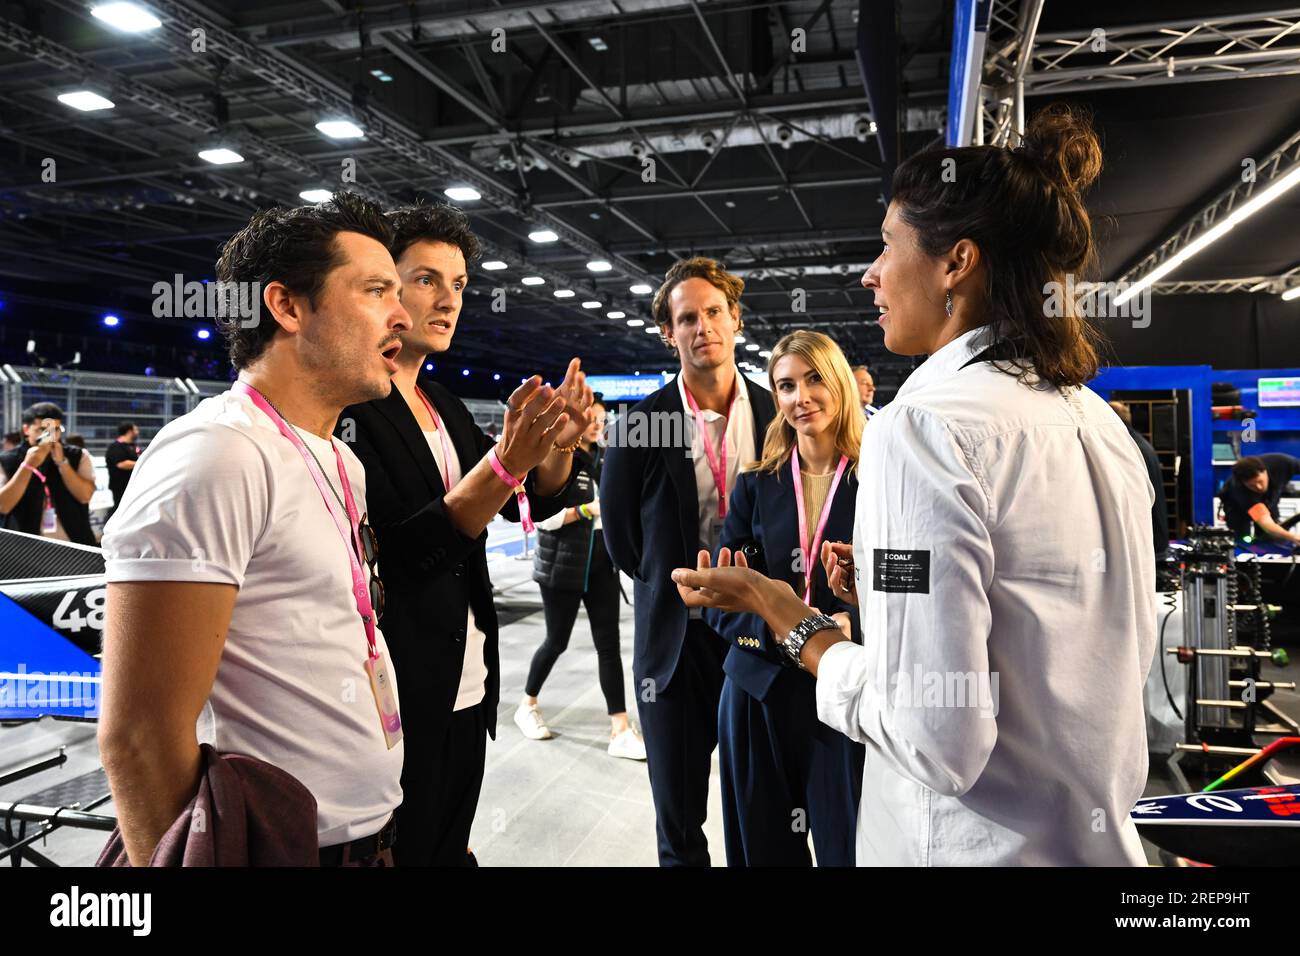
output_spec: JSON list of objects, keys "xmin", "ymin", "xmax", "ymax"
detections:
[
  {"xmin": 895, "ymin": 325, "xmax": 995, "ymax": 401},
  {"xmin": 675, "ymin": 365, "xmax": 750, "ymax": 417}
]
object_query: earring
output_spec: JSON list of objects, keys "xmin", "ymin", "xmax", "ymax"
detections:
[{"xmin": 945, "ymin": 291, "xmax": 953, "ymax": 317}]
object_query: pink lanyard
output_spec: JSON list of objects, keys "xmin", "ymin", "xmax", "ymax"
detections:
[
  {"xmin": 683, "ymin": 383, "xmax": 738, "ymax": 520},
  {"xmin": 414, "ymin": 387, "xmax": 457, "ymax": 491},
  {"xmin": 790, "ymin": 448, "xmax": 849, "ymax": 605},
  {"xmin": 233, "ymin": 382, "xmax": 378, "ymax": 659},
  {"xmin": 21, "ymin": 463, "xmax": 53, "ymax": 513}
]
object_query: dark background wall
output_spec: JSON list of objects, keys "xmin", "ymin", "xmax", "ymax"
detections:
[{"xmin": 1099, "ymin": 294, "xmax": 1300, "ymax": 370}]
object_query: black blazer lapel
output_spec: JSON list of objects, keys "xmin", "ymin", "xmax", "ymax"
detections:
[
  {"xmin": 373, "ymin": 382, "xmax": 446, "ymax": 496},
  {"xmin": 744, "ymin": 374, "xmax": 775, "ymax": 450},
  {"xmin": 655, "ymin": 381, "xmax": 702, "ymax": 560}
]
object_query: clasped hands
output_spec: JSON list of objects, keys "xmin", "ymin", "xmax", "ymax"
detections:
[{"xmin": 671, "ymin": 540, "xmax": 858, "ymax": 644}]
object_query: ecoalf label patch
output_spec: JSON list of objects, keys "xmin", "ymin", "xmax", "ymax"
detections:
[{"xmin": 873, "ymin": 549, "xmax": 930, "ymax": 594}]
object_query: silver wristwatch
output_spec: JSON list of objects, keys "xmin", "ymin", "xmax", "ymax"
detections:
[{"xmin": 783, "ymin": 613, "xmax": 839, "ymax": 670}]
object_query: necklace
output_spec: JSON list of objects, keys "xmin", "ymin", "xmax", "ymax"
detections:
[{"xmin": 257, "ymin": 390, "xmax": 347, "ymax": 513}]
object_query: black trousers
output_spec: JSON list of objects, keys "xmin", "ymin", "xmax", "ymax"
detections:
[
  {"xmin": 526, "ymin": 540, "xmax": 626, "ymax": 714},
  {"xmin": 635, "ymin": 621, "xmax": 727, "ymax": 867},
  {"xmin": 394, "ymin": 701, "xmax": 487, "ymax": 867},
  {"xmin": 718, "ymin": 670, "xmax": 864, "ymax": 866}
]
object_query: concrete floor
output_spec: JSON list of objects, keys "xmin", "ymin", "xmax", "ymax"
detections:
[{"xmin": 3, "ymin": 519, "xmax": 1297, "ymax": 866}]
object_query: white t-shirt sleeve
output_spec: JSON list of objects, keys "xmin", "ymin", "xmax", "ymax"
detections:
[
  {"xmin": 534, "ymin": 507, "xmax": 569, "ymax": 532},
  {"xmin": 102, "ymin": 423, "xmax": 272, "ymax": 588}
]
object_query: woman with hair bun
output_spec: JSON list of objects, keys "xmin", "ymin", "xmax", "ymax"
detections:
[{"xmin": 671, "ymin": 105, "xmax": 1157, "ymax": 866}]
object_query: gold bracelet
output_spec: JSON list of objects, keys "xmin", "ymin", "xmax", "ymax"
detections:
[{"xmin": 553, "ymin": 438, "xmax": 581, "ymax": 454}]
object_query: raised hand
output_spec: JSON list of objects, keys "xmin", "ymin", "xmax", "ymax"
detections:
[
  {"xmin": 496, "ymin": 376, "xmax": 570, "ymax": 476},
  {"xmin": 547, "ymin": 357, "xmax": 595, "ymax": 450},
  {"xmin": 821, "ymin": 540, "xmax": 857, "ymax": 608}
]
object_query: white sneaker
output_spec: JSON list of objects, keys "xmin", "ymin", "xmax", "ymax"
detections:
[
  {"xmin": 608, "ymin": 726, "xmax": 647, "ymax": 761},
  {"xmin": 514, "ymin": 701, "xmax": 553, "ymax": 740}
]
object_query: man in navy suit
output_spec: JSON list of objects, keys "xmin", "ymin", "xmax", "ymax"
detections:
[{"xmin": 601, "ymin": 257, "xmax": 775, "ymax": 866}]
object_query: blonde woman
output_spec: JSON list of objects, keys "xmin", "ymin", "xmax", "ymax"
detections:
[{"xmin": 701, "ymin": 330, "xmax": 865, "ymax": 866}]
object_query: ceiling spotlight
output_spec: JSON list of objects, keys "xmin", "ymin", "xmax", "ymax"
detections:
[
  {"xmin": 554, "ymin": 289, "xmax": 575, "ymax": 298},
  {"xmin": 102, "ymin": 314, "xmax": 121, "ymax": 328},
  {"xmin": 643, "ymin": 324, "xmax": 660, "ymax": 333},
  {"xmin": 198, "ymin": 148, "xmax": 244, "ymax": 165},
  {"xmin": 315, "ymin": 119, "xmax": 365, "ymax": 139},
  {"xmin": 587, "ymin": 260, "xmax": 613, "ymax": 272},
  {"xmin": 758, "ymin": 349, "xmax": 772, "ymax": 358},
  {"xmin": 196, "ymin": 328, "xmax": 211, "ymax": 340},
  {"xmin": 299, "ymin": 189, "xmax": 333, "ymax": 203},
  {"xmin": 607, "ymin": 311, "xmax": 626, "ymax": 319},
  {"xmin": 445, "ymin": 186, "xmax": 481, "ymax": 202},
  {"xmin": 481, "ymin": 260, "xmax": 507, "ymax": 271},
  {"xmin": 529, "ymin": 229, "xmax": 559, "ymax": 243},
  {"xmin": 1283, "ymin": 286, "xmax": 1300, "ymax": 302},
  {"xmin": 582, "ymin": 300, "xmax": 602, "ymax": 309},
  {"xmin": 58, "ymin": 91, "xmax": 115, "ymax": 112},
  {"xmin": 745, "ymin": 343, "xmax": 760, "ymax": 351},
  {"xmin": 629, "ymin": 283, "xmax": 653, "ymax": 294},
  {"xmin": 91, "ymin": 3, "xmax": 161, "ymax": 32},
  {"xmin": 627, "ymin": 319, "xmax": 645, "ymax": 327},
  {"xmin": 521, "ymin": 276, "xmax": 545, "ymax": 285},
  {"xmin": 493, "ymin": 373, "xmax": 501, "ymax": 381},
  {"xmin": 735, "ymin": 335, "xmax": 746, "ymax": 344},
  {"xmin": 589, "ymin": 36, "xmax": 608, "ymax": 52}
]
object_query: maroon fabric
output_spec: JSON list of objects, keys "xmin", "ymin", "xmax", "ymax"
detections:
[{"xmin": 96, "ymin": 744, "xmax": 319, "ymax": 867}]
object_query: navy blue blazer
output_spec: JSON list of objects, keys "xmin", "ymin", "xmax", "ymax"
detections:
[
  {"xmin": 600, "ymin": 375, "xmax": 776, "ymax": 691},
  {"xmin": 704, "ymin": 462, "xmax": 861, "ymax": 702}
]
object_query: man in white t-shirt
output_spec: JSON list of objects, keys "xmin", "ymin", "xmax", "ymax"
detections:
[
  {"xmin": 337, "ymin": 203, "xmax": 593, "ymax": 865},
  {"xmin": 99, "ymin": 192, "xmax": 413, "ymax": 866}
]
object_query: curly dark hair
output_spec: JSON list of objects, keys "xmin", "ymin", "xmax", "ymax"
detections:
[
  {"xmin": 650, "ymin": 256, "xmax": 745, "ymax": 352},
  {"xmin": 891, "ymin": 103, "xmax": 1104, "ymax": 388},
  {"xmin": 387, "ymin": 202, "xmax": 482, "ymax": 266},
  {"xmin": 214, "ymin": 191, "xmax": 394, "ymax": 370}
]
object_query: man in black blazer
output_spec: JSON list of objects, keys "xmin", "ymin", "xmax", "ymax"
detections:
[
  {"xmin": 339, "ymin": 203, "xmax": 592, "ymax": 866},
  {"xmin": 601, "ymin": 257, "xmax": 775, "ymax": 866}
]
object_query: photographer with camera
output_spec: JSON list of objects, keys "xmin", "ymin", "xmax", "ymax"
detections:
[{"xmin": 0, "ymin": 401, "xmax": 97, "ymax": 545}]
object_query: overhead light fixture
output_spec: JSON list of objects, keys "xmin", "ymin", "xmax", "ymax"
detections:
[
  {"xmin": 627, "ymin": 319, "xmax": 645, "ymax": 327},
  {"xmin": 529, "ymin": 229, "xmax": 559, "ymax": 243},
  {"xmin": 315, "ymin": 119, "xmax": 365, "ymax": 140},
  {"xmin": 643, "ymin": 324, "xmax": 660, "ymax": 333},
  {"xmin": 521, "ymin": 276, "xmax": 545, "ymax": 286},
  {"xmin": 481, "ymin": 260, "xmax": 507, "ymax": 271},
  {"xmin": 368, "ymin": 69, "xmax": 394, "ymax": 83},
  {"xmin": 553, "ymin": 289, "xmax": 575, "ymax": 298},
  {"xmin": 445, "ymin": 186, "xmax": 481, "ymax": 202},
  {"xmin": 759, "ymin": 349, "xmax": 772, "ymax": 358},
  {"xmin": 607, "ymin": 311, "xmax": 625, "ymax": 319},
  {"xmin": 629, "ymin": 283, "xmax": 652, "ymax": 294},
  {"xmin": 1282, "ymin": 286, "xmax": 1300, "ymax": 302},
  {"xmin": 299, "ymin": 189, "xmax": 333, "ymax": 203},
  {"xmin": 90, "ymin": 2, "xmax": 161, "ymax": 32},
  {"xmin": 582, "ymin": 300, "xmax": 602, "ymax": 309},
  {"xmin": 589, "ymin": 37, "xmax": 608, "ymax": 52},
  {"xmin": 58, "ymin": 91, "xmax": 115, "ymax": 112},
  {"xmin": 198, "ymin": 148, "xmax": 244, "ymax": 165},
  {"xmin": 587, "ymin": 260, "xmax": 612, "ymax": 272},
  {"xmin": 1116, "ymin": 164, "xmax": 1300, "ymax": 306},
  {"xmin": 196, "ymin": 328, "xmax": 211, "ymax": 340},
  {"xmin": 745, "ymin": 343, "xmax": 760, "ymax": 351},
  {"xmin": 735, "ymin": 335, "xmax": 746, "ymax": 344},
  {"xmin": 102, "ymin": 314, "xmax": 121, "ymax": 328}
]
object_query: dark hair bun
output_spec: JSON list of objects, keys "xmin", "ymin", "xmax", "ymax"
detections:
[{"xmin": 1021, "ymin": 103, "xmax": 1102, "ymax": 197}]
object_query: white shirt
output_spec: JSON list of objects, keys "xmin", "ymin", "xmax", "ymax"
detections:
[
  {"xmin": 815, "ymin": 327, "xmax": 1156, "ymax": 866},
  {"xmin": 863, "ymin": 403, "xmax": 880, "ymax": 419},
  {"xmin": 676, "ymin": 370, "xmax": 757, "ymax": 555},
  {"xmin": 422, "ymin": 428, "xmax": 488, "ymax": 711},
  {"xmin": 102, "ymin": 390, "xmax": 404, "ymax": 847}
]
